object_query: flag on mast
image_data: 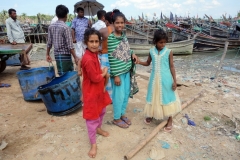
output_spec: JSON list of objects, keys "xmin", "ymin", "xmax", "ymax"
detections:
[
  {"xmin": 138, "ymin": 15, "xmax": 142, "ymax": 21},
  {"xmin": 170, "ymin": 12, "xmax": 174, "ymax": 21}
]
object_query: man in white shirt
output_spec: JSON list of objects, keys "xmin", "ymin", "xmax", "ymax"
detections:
[
  {"xmin": 92, "ymin": 10, "xmax": 106, "ymax": 31},
  {"xmin": 6, "ymin": 8, "xmax": 30, "ymax": 70},
  {"xmin": 92, "ymin": 10, "xmax": 106, "ymax": 53},
  {"xmin": 51, "ymin": 15, "xmax": 58, "ymax": 24}
]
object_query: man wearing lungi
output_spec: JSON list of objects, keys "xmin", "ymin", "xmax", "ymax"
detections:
[{"xmin": 46, "ymin": 5, "xmax": 78, "ymax": 76}]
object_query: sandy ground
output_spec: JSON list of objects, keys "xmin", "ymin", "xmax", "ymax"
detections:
[{"xmin": 1, "ymin": 46, "xmax": 240, "ymax": 160}]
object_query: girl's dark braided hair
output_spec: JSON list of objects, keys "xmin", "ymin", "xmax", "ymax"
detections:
[{"xmin": 153, "ymin": 29, "xmax": 168, "ymax": 44}]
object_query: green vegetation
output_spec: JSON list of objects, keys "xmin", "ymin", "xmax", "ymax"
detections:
[
  {"xmin": 0, "ymin": 10, "xmax": 8, "ymax": 24},
  {"xmin": 0, "ymin": 10, "xmax": 76, "ymax": 24},
  {"xmin": 204, "ymin": 116, "xmax": 211, "ymax": 121}
]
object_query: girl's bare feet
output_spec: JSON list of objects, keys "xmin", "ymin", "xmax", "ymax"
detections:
[
  {"xmin": 164, "ymin": 117, "xmax": 173, "ymax": 132},
  {"xmin": 88, "ymin": 144, "xmax": 97, "ymax": 158},
  {"xmin": 144, "ymin": 117, "xmax": 153, "ymax": 124},
  {"xmin": 97, "ymin": 128, "xmax": 109, "ymax": 137}
]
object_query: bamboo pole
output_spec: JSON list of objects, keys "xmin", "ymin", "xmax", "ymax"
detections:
[
  {"xmin": 124, "ymin": 90, "xmax": 206, "ymax": 160},
  {"xmin": 224, "ymin": 84, "xmax": 240, "ymax": 90},
  {"xmin": 215, "ymin": 41, "xmax": 229, "ymax": 79}
]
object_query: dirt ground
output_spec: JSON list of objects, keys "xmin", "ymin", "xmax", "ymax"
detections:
[{"xmin": 1, "ymin": 46, "xmax": 240, "ymax": 160}]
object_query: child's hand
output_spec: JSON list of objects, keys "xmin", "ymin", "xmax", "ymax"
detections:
[
  {"xmin": 172, "ymin": 82, "xmax": 177, "ymax": 91},
  {"xmin": 102, "ymin": 67, "xmax": 108, "ymax": 74},
  {"xmin": 105, "ymin": 73, "xmax": 110, "ymax": 79},
  {"xmin": 114, "ymin": 76, "xmax": 121, "ymax": 86},
  {"xmin": 132, "ymin": 54, "xmax": 139, "ymax": 64},
  {"xmin": 78, "ymin": 68, "xmax": 82, "ymax": 76},
  {"xmin": 101, "ymin": 67, "xmax": 108, "ymax": 77}
]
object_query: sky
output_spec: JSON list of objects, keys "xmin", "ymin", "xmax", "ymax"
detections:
[{"xmin": 1, "ymin": 0, "xmax": 240, "ymax": 20}]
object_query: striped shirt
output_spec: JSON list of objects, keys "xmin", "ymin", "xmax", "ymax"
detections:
[
  {"xmin": 47, "ymin": 20, "xmax": 74, "ymax": 54},
  {"xmin": 108, "ymin": 33, "xmax": 132, "ymax": 76}
]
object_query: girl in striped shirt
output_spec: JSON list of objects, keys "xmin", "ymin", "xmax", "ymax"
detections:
[{"xmin": 108, "ymin": 9, "xmax": 139, "ymax": 128}]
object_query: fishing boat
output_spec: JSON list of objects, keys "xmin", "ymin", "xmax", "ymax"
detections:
[
  {"xmin": 210, "ymin": 26, "xmax": 229, "ymax": 38},
  {"xmin": 125, "ymin": 21, "xmax": 195, "ymax": 55},
  {"xmin": 130, "ymin": 38, "xmax": 195, "ymax": 55},
  {"xmin": 166, "ymin": 22, "xmax": 240, "ymax": 49}
]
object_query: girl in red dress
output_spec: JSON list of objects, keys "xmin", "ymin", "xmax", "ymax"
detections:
[{"xmin": 81, "ymin": 28, "xmax": 111, "ymax": 158}]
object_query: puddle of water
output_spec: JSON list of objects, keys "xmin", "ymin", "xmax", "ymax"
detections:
[{"xmin": 223, "ymin": 66, "xmax": 240, "ymax": 73}]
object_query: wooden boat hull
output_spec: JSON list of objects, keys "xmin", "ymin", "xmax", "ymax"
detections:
[
  {"xmin": 193, "ymin": 47, "xmax": 220, "ymax": 52},
  {"xmin": 130, "ymin": 39, "xmax": 194, "ymax": 55},
  {"xmin": 210, "ymin": 26, "xmax": 228, "ymax": 38},
  {"xmin": 196, "ymin": 36, "xmax": 240, "ymax": 48},
  {"xmin": 172, "ymin": 30, "xmax": 240, "ymax": 49},
  {"xmin": 127, "ymin": 35, "xmax": 151, "ymax": 44}
]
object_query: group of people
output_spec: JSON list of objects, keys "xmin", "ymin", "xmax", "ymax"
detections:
[{"xmin": 5, "ymin": 5, "xmax": 182, "ymax": 159}]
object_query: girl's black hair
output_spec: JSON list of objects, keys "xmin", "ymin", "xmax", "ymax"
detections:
[
  {"xmin": 84, "ymin": 28, "xmax": 101, "ymax": 44},
  {"xmin": 153, "ymin": 29, "xmax": 168, "ymax": 44},
  {"xmin": 105, "ymin": 11, "xmax": 113, "ymax": 24},
  {"xmin": 112, "ymin": 9, "xmax": 126, "ymax": 23}
]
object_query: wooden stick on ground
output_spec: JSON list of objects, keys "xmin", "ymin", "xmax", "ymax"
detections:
[
  {"xmin": 224, "ymin": 84, "xmax": 240, "ymax": 90},
  {"xmin": 124, "ymin": 90, "xmax": 206, "ymax": 160},
  {"xmin": 215, "ymin": 41, "xmax": 229, "ymax": 79}
]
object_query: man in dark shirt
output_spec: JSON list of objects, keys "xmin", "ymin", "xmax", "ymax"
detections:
[{"xmin": 46, "ymin": 5, "xmax": 78, "ymax": 76}]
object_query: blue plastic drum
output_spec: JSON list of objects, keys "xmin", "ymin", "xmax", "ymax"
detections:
[
  {"xmin": 6, "ymin": 54, "xmax": 21, "ymax": 66},
  {"xmin": 38, "ymin": 71, "xmax": 82, "ymax": 116},
  {"xmin": 17, "ymin": 66, "xmax": 55, "ymax": 101}
]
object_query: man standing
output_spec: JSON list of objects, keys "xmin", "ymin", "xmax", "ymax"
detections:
[
  {"xmin": 46, "ymin": 5, "xmax": 78, "ymax": 76},
  {"xmin": 71, "ymin": 7, "xmax": 91, "ymax": 59},
  {"xmin": 6, "ymin": 8, "xmax": 30, "ymax": 70}
]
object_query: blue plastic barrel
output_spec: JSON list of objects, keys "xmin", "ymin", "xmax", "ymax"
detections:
[
  {"xmin": 16, "ymin": 66, "xmax": 55, "ymax": 101},
  {"xmin": 38, "ymin": 71, "xmax": 81, "ymax": 115},
  {"xmin": 6, "ymin": 54, "xmax": 21, "ymax": 66}
]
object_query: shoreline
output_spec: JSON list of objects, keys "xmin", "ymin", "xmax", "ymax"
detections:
[{"xmin": 1, "ymin": 46, "xmax": 240, "ymax": 160}]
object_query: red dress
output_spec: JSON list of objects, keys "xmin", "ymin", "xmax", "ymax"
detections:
[{"xmin": 81, "ymin": 49, "xmax": 111, "ymax": 120}]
